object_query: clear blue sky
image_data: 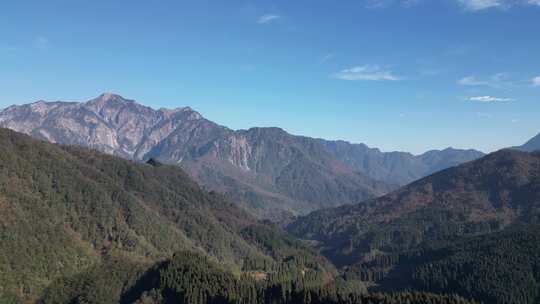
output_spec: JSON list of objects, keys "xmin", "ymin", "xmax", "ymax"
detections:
[{"xmin": 1, "ymin": 0, "xmax": 539, "ymax": 154}]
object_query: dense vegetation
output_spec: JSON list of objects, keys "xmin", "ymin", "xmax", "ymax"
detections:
[
  {"xmin": 289, "ymin": 150, "xmax": 540, "ymax": 303},
  {"xmin": 40, "ymin": 250, "xmax": 478, "ymax": 304},
  {"xmin": 0, "ymin": 128, "xmax": 331, "ymax": 302},
  {"xmin": 289, "ymin": 149, "xmax": 540, "ymax": 263},
  {"xmin": 409, "ymin": 225, "xmax": 540, "ymax": 304},
  {"xmin": 0, "ymin": 94, "xmax": 395, "ymax": 222},
  {"xmin": 340, "ymin": 224, "xmax": 540, "ymax": 304},
  {"xmin": 1, "ymin": 127, "xmax": 539, "ymax": 304}
]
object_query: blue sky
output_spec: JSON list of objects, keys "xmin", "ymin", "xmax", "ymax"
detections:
[{"xmin": 1, "ymin": 0, "xmax": 539, "ymax": 153}]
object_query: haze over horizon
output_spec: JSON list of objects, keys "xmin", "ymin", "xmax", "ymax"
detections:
[{"xmin": 1, "ymin": 0, "xmax": 539, "ymax": 153}]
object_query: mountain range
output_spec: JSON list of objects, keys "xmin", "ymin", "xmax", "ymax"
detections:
[
  {"xmin": 319, "ymin": 140, "xmax": 484, "ymax": 186},
  {"xmin": 1, "ymin": 94, "xmax": 539, "ymax": 303},
  {"xmin": 0, "ymin": 127, "xmax": 481, "ymax": 304},
  {"xmin": 289, "ymin": 149, "xmax": 540, "ymax": 263},
  {"xmin": 0, "ymin": 93, "xmax": 485, "ymax": 221},
  {"xmin": 288, "ymin": 149, "xmax": 540, "ymax": 303}
]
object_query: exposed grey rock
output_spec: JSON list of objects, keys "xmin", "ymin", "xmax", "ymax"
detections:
[{"xmin": 0, "ymin": 93, "xmax": 483, "ymax": 221}]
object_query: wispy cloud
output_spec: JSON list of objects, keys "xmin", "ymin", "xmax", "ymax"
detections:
[
  {"xmin": 533, "ymin": 76, "xmax": 540, "ymax": 87},
  {"xmin": 332, "ymin": 65, "xmax": 401, "ymax": 81},
  {"xmin": 365, "ymin": 0, "xmax": 420, "ymax": 8},
  {"xmin": 365, "ymin": 0, "xmax": 393, "ymax": 8},
  {"xmin": 469, "ymin": 95, "xmax": 514, "ymax": 102},
  {"xmin": 457, "ymin": 0, "xmax": 540, "ymax": 10},
  {"xmin": 457, "ymin": 73, "xmax": 513, "ymax": 89},
  {"xmin": 257, "ymin": 14, "xmax": 280, "ymax": 24},
  {"xmin": 34, "ymin": 36, "xmax": 51, "ymax": 50},
  {"xmin": 457, "ymin": 0, "xmax": 504, "ymax": 10},
  {"xmin": 321, "ymin": 53, "xmax": 336, "ymax": 63},
  {"xmin": 367, "ymin": 0, "xmax": 540, "ymax": 10},
  {"xmin": 458, "ymin": 76, "xmax": 490, "ymax": 86}
]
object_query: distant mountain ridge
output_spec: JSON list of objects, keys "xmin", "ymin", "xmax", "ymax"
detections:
[
  {"xmin": 516, "ymin": 132, "xmax": 540, "ymax": 152},
  {"xmin": 0, "ymin": 93, "xmax": 483, "ymax": 220},
  {"xmin": 288, "ymin": 149, "xmax": 540, "ymax": 266},
  {"xmin": 319, "ymin": 140, "xmax": 484, "ymax": 185},
  {"xmin": 288, "ymin": 149, "xmax": 540, "ymax": 304}
]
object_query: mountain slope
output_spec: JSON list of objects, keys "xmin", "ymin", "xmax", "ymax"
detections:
[
  {"xmin": 516, "ymin": 132, "xmax": 540, "ymax": 152},
  {"xmin": 150, "ymin": 126, "xmax": 392, "ymax": 220},
  {"xmin": 0, "ymin": 93, "xmax": 483, "ymax": 220},
  {"xmin": 378, "ymin": 225, "xmax": 540, "ymax": 304},
  {"xmin": 288, "ymin": 150, "xmax": 540, "ymax": 303},
  {"xmin": 0, "ymin": 94, "xmax": 393, "ymax": 220},
  {"xmin": 40, "ymin": 250, "xmax": 478, "ymax": 304},
  {"xmin": 0, "ymin": 128, "xmax": 333, "ymax": 302},
  {"xmin": 319, "ymin": 140, "xmax": 484, "ymax": 186},
  {"xmin": 288, "ymin": 149, "xmax": 540, "ymax": 266},
  {"xmin": 0, "ymin": 128, "xmax": 475, "ymax": 304}
]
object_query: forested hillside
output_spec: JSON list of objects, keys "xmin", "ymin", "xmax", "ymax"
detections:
[
  {"xmin": 0, "ymin": 93, "xmax": 482, "ymax": 221},
  {"xmin": 0, "ymin": 128, "xmax": 332, "ymax": 302},
  {"xmin": 346, "ymin": 225, "xmax": 540, "ymax": 304},
  {"xmin": 40, "ymin": 250, "xmax": 478, "ymax": 304},
  {"xmin": 0, "ymin": 94, "xmax": 393, "ymax": 221},
  {"xmin": 289, "ymin": 149, "xmax": 540, "ymax": 266},
  {"xmin": 0, "ymin": 127, "xmax": 481, "ymax": 304},
  {"xmin": 289, "ymin": 149, "xmax": 540, "ymax": 303}
]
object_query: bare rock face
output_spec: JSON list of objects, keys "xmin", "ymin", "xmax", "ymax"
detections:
[
  {"xmin": 0, "ymin": 93, "xmax": 482, "ymax": 221},
  {"xmin": 0, "ymin": 93, "xmax": 205, "ymax": 159},
  {"xmin": 0, "ymin": 93, "xmax": 390, "ymax": 220}
]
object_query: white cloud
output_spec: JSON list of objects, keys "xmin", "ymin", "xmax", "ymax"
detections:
[
  {"xmin": 366, "ymin": 0, "xmax": 420, "ymax": 8},
  {"xmin": 458, "ymin": 0, "xmax": 504, "ymax": 10},
  {"xmin": 257, "ymin": 14, "xmax": 280, "ymax": 24},
  {"xmin": 366, "ymin": 0, "xmax": 392, "ymax": 8},
  {"xmin": 332, "ymin": 65, "xmax": 400, "ymax": 81},
  {"xmin": 457, "ymin": 73, "xmax": 512, "ymax": 89},
  {"xmin": 365, "ymin": 0, "xmax": 540, "ymax": 10},
  {"xmin": 457, "ymin": 76, "xmax": 489, "ymax": 86},
  {"xmin": 533, "ymin": 76, "xmax": 540, "ymax": 87},
  {"xmin": 457, "ymin": 0, "xmax": 540, "ymax": 10},
  {"xmin": 469, "ymin": 95, "xmax": 514, "ymax": 102}
]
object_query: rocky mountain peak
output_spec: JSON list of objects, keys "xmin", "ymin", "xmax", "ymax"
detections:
[
  {"xmin": 0, "ymin": 93, "xmax": 491, "ymax": 221},
  {"xmin": 98, "ymin": 92, "xmax": 127, "ymax": 102},
  {"xmin": 159, "ymin": 106, "xmax": 201, "ymax": 120},
  {"xmin": 87, "ymin": 92, "xmax": 133, "ymax": 110}
]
